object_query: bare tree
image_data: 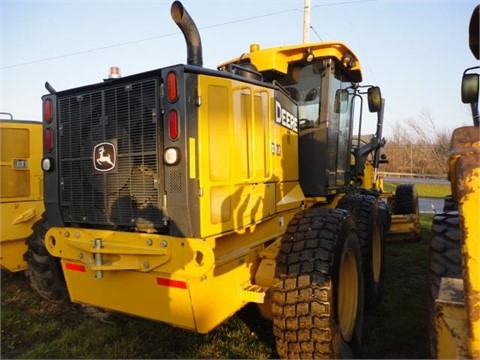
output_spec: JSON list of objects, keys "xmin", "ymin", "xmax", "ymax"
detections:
[{"xmin": 380, "ymin": 109, "xmax": 451, "ymax": 175}]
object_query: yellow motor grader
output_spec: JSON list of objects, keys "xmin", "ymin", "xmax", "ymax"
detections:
[
  {"xmin": 0, "ymin": 113, "xmax": 44, "ymax": 272},
  {"xmin": 347, "ymin": 105, "xmax": 421, "ymax": 242},
  {"xmin": 429, "ymin": 4, "xmax": 480, "ymax": 359},
  {"xmin": 25, "ymin": 1, "xmax": 416, "ymax": 358}
]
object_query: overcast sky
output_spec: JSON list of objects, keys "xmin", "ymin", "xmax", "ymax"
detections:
[{"xmin": 1, "ymin": 0, "xmax": 478, "ymax": 137}]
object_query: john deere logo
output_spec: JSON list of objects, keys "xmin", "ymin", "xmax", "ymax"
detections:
[{"xmin": 93, "ymin": 142, "xmax": 116, "ymax": 172}]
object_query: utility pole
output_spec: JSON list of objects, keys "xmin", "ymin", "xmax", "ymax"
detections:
[{"xmin": 303, "ymin": 0, "xmax": 311, "ymax": 43}]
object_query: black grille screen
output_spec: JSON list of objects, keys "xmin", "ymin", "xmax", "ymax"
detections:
[{"xmin": 58, "ymin": 78, "xmax": 162, "ymax": 231}]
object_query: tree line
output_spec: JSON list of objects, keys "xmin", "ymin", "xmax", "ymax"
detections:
[{"xmin": 378, "ymin": 110, "xmax": 451, "ymax": 176}]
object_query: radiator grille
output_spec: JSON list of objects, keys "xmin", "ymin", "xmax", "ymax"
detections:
[{"xmin": 58, "ymin": 79, "xmax": 162, "ymax": 230}]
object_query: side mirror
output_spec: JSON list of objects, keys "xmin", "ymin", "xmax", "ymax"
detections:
[
  {"xmin": 334, "ymin": 89, "xmax": 349, "ymax": 114},
  {"xmin": 461, "ymin": 73, "xmax": 479, "ymax": 104},
  {"xmin": 367, "ymin": 86, "xmax": 382, "ymax": 113}
]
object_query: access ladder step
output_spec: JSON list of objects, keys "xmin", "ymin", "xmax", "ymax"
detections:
[{"xmin": 241, "ymin": 284, "xmax": 268, "ymax": 303}]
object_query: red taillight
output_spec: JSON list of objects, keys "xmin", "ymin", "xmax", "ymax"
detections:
[
  {"xmin": 167, "ymin": 71, "xmax": 177, "ymax": 102},
  {"xmin": 44, "ymin": 128, "xmax": 53, "ymax": 152},
  {"xmin": 169, "ymin": 110, "xmax": 179, "ymax": 140},
  {"xmin": 43, "ymin": 98, "xmax": 53, "ymax": 123}
]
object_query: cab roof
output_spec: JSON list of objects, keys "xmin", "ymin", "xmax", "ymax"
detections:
[{"xmin": 218, "ymin": 41, "xmax": 363, "ymax": 83}]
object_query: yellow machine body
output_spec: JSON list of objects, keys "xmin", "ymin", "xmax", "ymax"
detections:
[
  {"xmin": 435, "ymin": 277, "xmax": 469, "ymax": 358},
  {"xmin": 44, "ymin": 72, "xmax": 304, "ymax": 332},
  {"xmin": 193, "ymin": 75, "xmax": 303, "ymax": 236},
  {"xmin": 0, "ymin": 120, "xmax": 43, "ymax": 272},
  {"xmin": 435, "ymin": 126, "xmax": 480, "ymax": 359},
  {"xmin": 433, "ymin": 5, "xmax": 480, "ymax": 358}
]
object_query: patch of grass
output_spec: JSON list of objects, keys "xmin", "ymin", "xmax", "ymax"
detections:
[
  {"xmin": 362, "ymin": 215, "xmax": 434, "ymax": 359},
  {"xmin": 420, "ymin": 213, "xmax": 435, "ymax": 238},
  {"xmin": 363, "ymin": 242, "xmax": 430, "ymax": 358},
  {"xmin": 1, "ymin": 214, "xmax": 436, "ymax": 359},
  {"xmin": 384, "ymin": 181, "xmax": 450, "ymax": 198}
]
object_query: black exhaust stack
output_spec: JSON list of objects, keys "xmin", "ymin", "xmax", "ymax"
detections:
[{"xmin": 171, "ymin": 1, "xmax": 203, "ymax": 67}]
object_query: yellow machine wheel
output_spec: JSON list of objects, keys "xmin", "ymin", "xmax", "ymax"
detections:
[
  {"xmin": 272, "ymin": 208, "xmax": 364, "ymax": 359},
  {"xmin": 24, "ymin": 217, "xmax": 68, "ymax": 304},
  {"xmin": 338, "ymin": 246, "xmax": 359, "ymax": 342},
  {"xmin": 337, "ymin": 194, "xmax": 385, "ymax": 307},
  {"xmin": 428, "ymin": 211, "xmax": 462, "ymax": 357}
]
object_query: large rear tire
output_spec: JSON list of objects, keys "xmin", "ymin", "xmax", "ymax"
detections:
[
  {"xmin": 428, "ymin": 211, "xmax": 462, "ymax": 357},
  {"xmin": 24, "ymin": 217, "xmax": 68, "ymax": 304},
  {"xmin": 337, "ymin": 194, "xmax": 385, "ymax": 307},
  {"xmin": 272, "ymin": 208, "xmax": 364, "ymax": 359}
]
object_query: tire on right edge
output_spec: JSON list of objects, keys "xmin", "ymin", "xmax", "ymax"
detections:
[
  {"xmin": 428, "ymin": 211, "xmax": 462, "ymax": 358},
  {"xmin": 272, "ymin": 207, "xmax": 364, "ymax": 359}
]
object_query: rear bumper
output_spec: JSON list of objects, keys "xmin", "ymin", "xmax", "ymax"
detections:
[{"xmin": 45, "ymin": 220, "xmax": 285, "ymax": 332}]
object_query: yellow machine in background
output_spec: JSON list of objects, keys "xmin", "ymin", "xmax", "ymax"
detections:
[
  {"xmin": 363, "ymin": 165, "xmax": 421, "ymax": 242},
  {"xmin": 350, "ymin": 113, "xmax": 420, "ymax": 242},
  {"xmin": 386, "ymin": 183, "xmax": 421, "ymax": 241},
  {"xmin": 429, "ymin": 4, "xmax": 479, "ymax": 359},
  {"xmin": 0, "ymin": 113, "xmax": 44, "ymax": 272},
  {"xmin": 25, "ymin": 1, "xmax": 414, "ymax": 358}
]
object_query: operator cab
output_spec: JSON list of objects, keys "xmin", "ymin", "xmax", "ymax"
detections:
[{"xmin": 219, "ymin": 43, "xmax": 382, "ymax": 197}]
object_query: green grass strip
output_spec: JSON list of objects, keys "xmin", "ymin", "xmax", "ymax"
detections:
[{"xmin": 383, "ymin": 181, "xmax": 450, "ymax": 198}]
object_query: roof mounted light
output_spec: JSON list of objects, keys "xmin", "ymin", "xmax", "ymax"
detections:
[
  {"xmin": 305, "ymin": 48, "xmax": 314, "ymax": 62},
  {"xmin": 250, "ymin": 43, "xmax": 260, "ymax": 52},
  {"xmin": 109, "ymin": 66, "xmax": 121, "ymax": 79},
  {"xmin": 342, "ymin": 53, "xmax": 353, "ymax": 68}
]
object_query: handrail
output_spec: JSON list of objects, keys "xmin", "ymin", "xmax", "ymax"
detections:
[
  {"xmin": 0, "ymin": 112, "xmax": 14, "ymax": 120},
  {"xmin": 378, "ymin": 171, "xmax": 448, "ymax": 180}
]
